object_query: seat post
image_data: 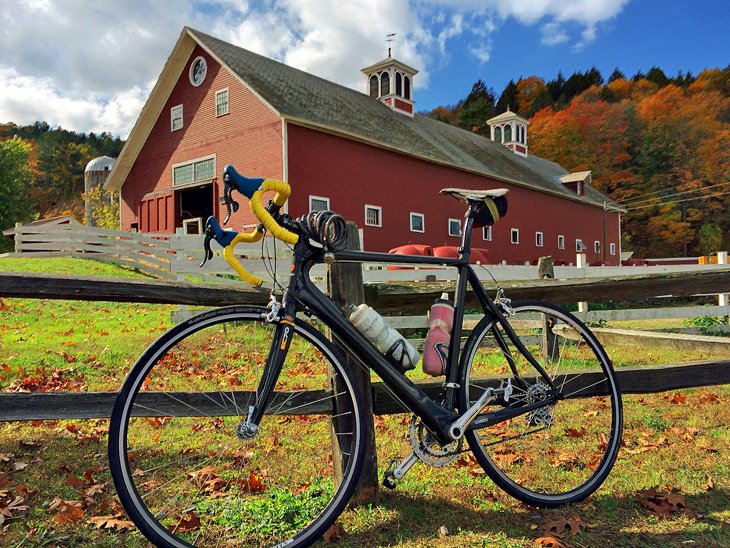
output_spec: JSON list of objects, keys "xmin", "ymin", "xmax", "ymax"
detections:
[{"xmin": 458, "ymin": 201, "xmax": 480, "ymax": 260}]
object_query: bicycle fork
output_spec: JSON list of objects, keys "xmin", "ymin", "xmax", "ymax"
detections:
[{"xmin": 235, "ymin": 314, "xmax": 295, "ymax": 438}]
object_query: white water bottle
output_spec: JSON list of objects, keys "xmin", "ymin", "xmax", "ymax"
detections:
[{"xmin": 349, "ymin": 304, "xmax": 419, "ymax": 372}]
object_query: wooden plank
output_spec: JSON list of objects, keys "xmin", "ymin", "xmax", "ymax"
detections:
[
  {"xmin": 365, "ymin": 269, "xmax": 730, "ymax": 314},
  {"xmin": 0, "ymin": 390, "xmax": 333, "ymax": 421},
  {"xmin": 371, "ymin": 360, "xmax": 730, "ymax": 414},
  {"xmin": 0, "ymin": 271, "xmax": 268, "ymax": 306},
  {"xmin": 1, "ymin": 361, "xmax": 728, "ymax": 421}
]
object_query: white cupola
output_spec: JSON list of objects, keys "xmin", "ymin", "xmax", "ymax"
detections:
[
  {"xmin": 362, "ymin": 53, "xmax": 418, "ymax": 117},
  {"xmin": 486, "ymin": 109, "xmax": 529, "ymax": 157}
]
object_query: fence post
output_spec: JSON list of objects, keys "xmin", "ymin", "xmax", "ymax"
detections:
[
  {"xmin": 14, "ymin": 223, "xmax": 21, "ymax": 253},
  {"xmin": 538, "ymin": 256, "xmax": 558, "ymax": 361},
  {"xmin": 576, "ymin": 252, "xmax": 588, "ymax": 316},
  {"xmin": 718, "ymin": 252, "xmax": 729, "ymax": 320},
  {"xmin": 326, "ymin": 222, "xmax": 378, "ymax": 503}
]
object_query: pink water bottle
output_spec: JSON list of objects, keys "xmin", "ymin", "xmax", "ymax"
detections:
[{"xmin": 422, "ymin": 293, "xmax": 454, "ymax": 376}]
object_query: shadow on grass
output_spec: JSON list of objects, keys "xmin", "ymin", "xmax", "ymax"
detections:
[{"xmin": 335, "ymin": 487, "xmax": 730, "ymax": 547}]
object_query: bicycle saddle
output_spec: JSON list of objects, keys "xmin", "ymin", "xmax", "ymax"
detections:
[{"xmin": 440, "ymin": 188, "xmax": 508, "ymax": 201}]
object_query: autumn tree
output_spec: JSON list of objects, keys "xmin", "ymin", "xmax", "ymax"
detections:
[{"xmin": 0, "ymin": 136, "xmax": 34, "ymax": 250}]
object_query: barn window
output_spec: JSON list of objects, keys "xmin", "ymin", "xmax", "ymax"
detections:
[
  {"xmin": 557, "ymin": 235, "xmax": 565, "ymax": 250},
  {"xmin": 380, "ymin": 72, "xmax": 390, "ymax": 96},
  {"xmin": 494, "ymin": 126, "xmax": 502, "ymax": 143},
  {"xmin": 404, "ymin": 76, "xmax": 411, "ymax": 99},
  {"xmin": 395, "ymin": 72, "xmax": 402, "ymax": 96},
  {"xmin": 309, "ymin": 195, "xmax": 330, "ymax": 212},
  {"xmin": 594, "ymin": 240, "xmax": 601, "ymax": 254},
  {"xmin": 535, "ymin": 232, "xmax": 543, "ymax": 247},
  {"xmin": 365, "ymin": 205, "xmax": 382, "ymax": 227},
  {"xmin": 215, "ymin": 89, "xmax": 229, "ymax": 116},
  {"xmin": 610, "ymin": 243, "xmax": 616, "ymax": 256},
  {"xmin": 448, "ymin": 218, "xmax": 462, "ymax": 237},
  {"xmin": 510, "ymin": 228, "xmax": 519, "ymax": 244},
  {"xmin": 410, "ymin": 212, "xmax": 424, "ymax": 233},
  {"xmin": 369, "ymin": 75, "xmax": 378, "ymax": 97},
  {"xmin": 171, "ymin": 105, "xmax": 183, "ymax": 131},
  {"xmin": 173, "ymin": 156, "xmax": 215, "ymax": 187},
  {"xmin": 576, "ymin": 239, "xmax": 587, "ymax": 252},
  {"xmin": 482, "ymin": 226, "xmax": 492, "ymax": 241}
]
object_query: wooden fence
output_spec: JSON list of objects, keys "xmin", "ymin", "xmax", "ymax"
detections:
[
  {"xmin": 1, "ymin": 268, "xmax": 729, "ymax": 422},
  {"xmin": 5, "ymin": 220, "xmax": 730, "ymax": 314}
]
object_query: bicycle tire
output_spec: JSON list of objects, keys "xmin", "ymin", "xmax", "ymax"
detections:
[
  {"xmin": 459, "ymin": 300, "xmax": 622, "ymax": 507},
  {"xmin": 109, "ymin": 305, "xmax": 366, "ymax": 547}
]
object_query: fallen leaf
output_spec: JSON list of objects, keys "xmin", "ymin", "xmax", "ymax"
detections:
[
  {"xmin": 53, "ymin": 504, "xmax": 85, "ymax": 524},
  {"xmin": 322, "ymin": 521, "xmax": 345, "ymax": 542},
  {"xmin": 705, "ymin": 473, "xmax": 714, "ymax": 491},
  {"xmin": 534, "ymin": 535, "xmax": 569, "ymax": 547},
  {"xmin": 172, "ymin": 511, "xmax": 201, "ymax": 532},
  {"xmin": 88, "ymin": 514, "xmax": 136, "ymax": 530},
  {"xmin": 540, "ymin": 516, "xmax": 589, "ymax": 535}
]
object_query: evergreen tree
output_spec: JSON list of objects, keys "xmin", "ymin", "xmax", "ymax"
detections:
[
  {"xmin": 496, "ymin": 80, "xmax": 518, "ymax": 114},
  {"xmin": 646, "ymin": 66, "xmax": 669, "ymax": 87},
  {"xmin": 456, "ymin": 80, "xmax": 496, "ymax": 134},
  {"xmin": 608, "ymin": 68, "xmax": 626, "ymax": 83}
]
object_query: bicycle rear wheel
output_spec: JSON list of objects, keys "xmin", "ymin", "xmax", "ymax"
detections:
[
  {"xmin": 459, "ymin": 301, "xmax": 622, "ymax": 507},
  {"xmin": 109, "ymin": 306, "xmax": 366, "ymax": 547}
]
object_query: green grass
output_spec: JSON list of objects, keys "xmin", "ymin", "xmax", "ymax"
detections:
[{"xmin": 0, "ymin": 257, "xmax": 728, "ymax": 547}]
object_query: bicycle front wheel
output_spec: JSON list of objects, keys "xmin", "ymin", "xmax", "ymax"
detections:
[
  {"xmin": 459, "ymin": 301, "xmax": 622, "ymax": 507},
  {"xmin": 109, "ymin": 306, "xmax": 366, "ymax": 547}
]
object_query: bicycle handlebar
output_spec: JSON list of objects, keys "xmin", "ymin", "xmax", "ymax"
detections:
[{"xmin": 200, "ymin": 165, "xmax": 299, "ymax": 286}]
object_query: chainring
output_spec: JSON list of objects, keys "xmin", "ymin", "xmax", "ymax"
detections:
[{"xmin": 409, "ymin": 416, "xmax": 462, "ymax": 467}]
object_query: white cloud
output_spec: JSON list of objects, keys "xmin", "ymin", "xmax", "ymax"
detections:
[
  {"xmin": 541, "ymin": 22, "xmax": 570, "ymax": 46},
  {"xmin": 0, "ymin": 0, "xmax": 632, "ymax": 136}
]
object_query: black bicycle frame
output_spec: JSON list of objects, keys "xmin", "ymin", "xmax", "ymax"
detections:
[{"xmin": 257, "ymin": 207, "xmax": 560, "ymax": 445}]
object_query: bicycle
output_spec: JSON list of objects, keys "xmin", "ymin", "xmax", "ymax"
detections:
[{"xmin": 109, "ymin": 166, "xmax": 622, "ymax": 547}]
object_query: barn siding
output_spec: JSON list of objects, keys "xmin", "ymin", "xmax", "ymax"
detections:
[
  {"xmin": 286, "ymin": 124, "xmax": 620, "ymax": 265},
  {"xmin": 121, "ymin": 45, "xmax": 283, "ymax": 232}
]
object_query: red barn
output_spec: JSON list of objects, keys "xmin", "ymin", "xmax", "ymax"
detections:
[{"xmin": 106, "ymin": 27, "xmax": 623, "ymax": 265}]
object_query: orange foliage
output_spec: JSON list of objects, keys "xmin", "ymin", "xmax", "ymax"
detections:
[
  {"xmin": 606, "ymin": 78, "xmax": 633, "ymax": 100},
  {"xmin": 515, "ymin": 76, "xmax": 546, "ymax": 115}
]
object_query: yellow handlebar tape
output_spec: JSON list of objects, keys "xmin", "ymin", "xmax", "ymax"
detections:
[
  {"xmin": 249, "ymin": 179, "xmax": 299, "ymax": 245},
  {"xmin": 221, "ymin": 178, "xmax": 298, "ymax": 286},
  {"xmin": 223, "ymin": 229, "xmax": 265, "ymax": 286}
]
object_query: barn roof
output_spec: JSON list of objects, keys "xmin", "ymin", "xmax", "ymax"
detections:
[{"xmin": 106, "ymin": 27, "xmax": 620, "ymax": 211}]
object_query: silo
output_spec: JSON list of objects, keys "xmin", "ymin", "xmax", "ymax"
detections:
[{"xmin": 84, "ymin": 156, "xmax": 116, "ymax": 226}]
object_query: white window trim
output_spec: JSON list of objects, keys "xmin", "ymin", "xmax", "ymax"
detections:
[
  {"xmin": 448, "ymin": 218, "xmax": 462, "ymax": 237},
  {"xmin": 171, "ymin": 104, "xmax": 183, "ymax": 132},
  {"xmin": 309, "ymin": 195, "xmax": 330, "ymax": 212},
  {"xmin": 483, "ymin": 225, "xmax": 492, "ymax": 241},
  {"xmin": 610, "ymin": 242, "xmax": 616, "ymax": 256},
  {"xmin": 215, "ymin": 88, "xmax": 229, "ymax": 117},
  {"xmin": 558, "ymin": 235, "xmax": 565, "ymax": 250},
  {"xmin": 364, "ymin": 204, "xmax": 382, "ymax": 227},
  {"xmin": 171, "ymin": 154, "xmax": 216, "ymax": 188},
  {"xmin": 535, "ymin": 231, "xmax": 544, "ymax": 247},
  {"xmin": 594, "ymin": 240, "xmax": 601, "ymax": 254},
  {"xmin": 410, "ymin": 212, "xmax": 425, "ymax": 233},
  {"xmin": 576, "ymin": 239, "xmax": 586, "ymax": 252},
  {"xmin": 510, "ymin": 228, "xmax": 519, "ymax": 245}
]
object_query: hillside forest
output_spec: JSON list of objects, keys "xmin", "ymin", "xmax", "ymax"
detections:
[
  {"xmin": 1, "ymin": 65, "xmax": 729, "ymax": 258},
  {"xmin": 428, "ymin": 65, "xmax": 730, "ymax": 258}
]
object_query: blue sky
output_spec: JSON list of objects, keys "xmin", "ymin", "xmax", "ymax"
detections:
[
  {"xmin": 421, "ymin": 0, "xmax": 730, "ymax": 109},
  {"xmin": 0, "ymin": 0, "xmax": 728, "ymax": 137}
]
